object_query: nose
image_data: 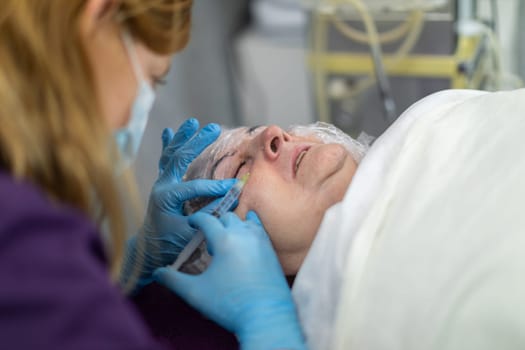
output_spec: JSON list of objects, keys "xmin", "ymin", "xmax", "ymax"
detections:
[{"xmin": 261, "ymin": 125, "xmax": 289, "ymax": 160}]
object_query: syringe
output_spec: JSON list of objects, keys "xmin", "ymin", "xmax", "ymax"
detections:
[{"xmin": 170, "ymin": 173, "xmax": 250, "ymax": 271}]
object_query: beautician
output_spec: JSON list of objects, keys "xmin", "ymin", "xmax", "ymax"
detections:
[{"xmin": 0, "ymin": 1, "xmax": 305, "ymax": 349}]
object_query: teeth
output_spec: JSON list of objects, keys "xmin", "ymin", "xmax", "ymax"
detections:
[{"xmin": 295, "ymin": 150, "xmax": 307, "ymax": 173}]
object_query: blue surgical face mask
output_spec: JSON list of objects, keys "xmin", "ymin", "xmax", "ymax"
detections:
[{"xmin": 114, "ymin": 30, "xmax": 156, "ymax": 170}]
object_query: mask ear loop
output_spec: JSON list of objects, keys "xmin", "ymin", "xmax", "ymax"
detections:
[{"xmin": 121, "ymin": 30, "xmax": 146, "ymax": 83}]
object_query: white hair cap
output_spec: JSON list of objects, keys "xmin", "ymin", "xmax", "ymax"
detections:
[{"xmin": 287, "ymin": 122, "xmax": 373, "ymax": 163}]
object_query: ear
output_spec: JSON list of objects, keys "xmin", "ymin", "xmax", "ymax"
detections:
[{"xmin": 79, "ymin": 0, "xmax": 120, "ymax": 38}]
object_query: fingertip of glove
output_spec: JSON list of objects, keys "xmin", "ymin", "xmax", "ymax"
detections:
[
  {"xmin": 184, "ymin": 117, "xmax": 199, "ymax": 127},
  {"xmin": 187, "ymin": 220, "xmax": 197, "ymax": 230},
  {"xmin": 162, "ymin": 128, "xmax": 174, "ymax": 141},
  {"xmin": 203, "ymin": 123, "xmax": 220, "ymax": 134},
  {"xmin": 188, "ymin": 211, "xmax": 212, "ymax": 229},
  {"xmin": 180, "ymin": 118, "xmax": 200, "ymax": 135},
  {"xmin": 246, "ymin": 211, "xmax": 263, "ymax": 226},
  {"xmin": 220, "ymin": 178, "xmax": 238, "ymax": 188},
  {"xmin": 153, "ymin": 267, "xmax": 169, "ymax": 282},
  {"xmin": 187, "ymin": 213, "xmax": 199, "ymax": 228}
]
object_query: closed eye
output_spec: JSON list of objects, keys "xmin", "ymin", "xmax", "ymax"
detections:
[{"xmin": 233, "ymin": 161, "xmax": 246, "ymax": 178}]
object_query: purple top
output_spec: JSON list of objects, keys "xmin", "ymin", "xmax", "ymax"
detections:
[
  {"xmin": 132, "ymin": 283, "xmax": 237, "ymax": 349},
  {"xmin": 0, "ymin": 171, "xmax": 237, "ymax": 349}
]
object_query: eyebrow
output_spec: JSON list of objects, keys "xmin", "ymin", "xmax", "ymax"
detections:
[
  {"xmin": 210, "ymin": 151, "xmax": 237, "ymax": 179},
  {"xmin": 209, "ymin": 126, "xmax": 262, "ymax": 179},
  {"xmin": 247, "ymin": 125, "xmax": 262, "ymax": 134}
]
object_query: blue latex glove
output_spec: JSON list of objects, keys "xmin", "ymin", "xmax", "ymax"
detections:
[
  {"xmin": 120, "ymin": 119, "xmax": 236, "ymax": 294},
  {"xmin": 154, "ymin": 211, "xmax": 307, "ymax": 350}
]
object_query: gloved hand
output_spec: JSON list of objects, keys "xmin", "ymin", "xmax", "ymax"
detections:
[
  {"xmin": 120, "ymin": 119, "xmax": 236, "ymax": 294},
  {"xmin": 154, "ymin": 211, "xmax": 307, "ymax": 350}
]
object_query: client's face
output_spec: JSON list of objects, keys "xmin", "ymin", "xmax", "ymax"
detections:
[{"xmin": 188, "ymin": 125, "xmax": 358, "ymax": 274}]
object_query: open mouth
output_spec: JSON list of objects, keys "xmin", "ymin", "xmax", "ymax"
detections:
[{"xmin": 294, "ymin": 147, "xmax": 310, "ymax": 175}]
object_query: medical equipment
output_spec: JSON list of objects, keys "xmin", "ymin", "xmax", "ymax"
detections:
[
  {"xmin": 288, "ymin": 121, "xmax": 372, "ymax": 162},
  {"xmin": 301, "ymin": 0, "xmax": 521, "ymax": 137},
  {"xmin": 302, "ymin": 0, "xmax": 448, "ymax": 12},
  {"xmin": 171, "ymin": 173, "xmax": 250, "ymax": 271}
]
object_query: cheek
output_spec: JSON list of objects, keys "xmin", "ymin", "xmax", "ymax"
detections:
[
  {"xmin": 234, "ymin": 176, "xmax": 324, "ymax": 252},
  {"xmin": 110, "ymin": 83, "xmax": 135, "ymax": 129},
  {"xmin": 233, "ymin": 176, "xmax": 273, "ymax": 220},
  {"xmin": 265, "ymin": 200, "xmax": 324, "ymax": 255},
  {"xmin": 317, "ymin": 155, "xmax": 356, "ymax": 207},
  {"xmin": 94, "ymin": 68, "xmax": 136, "ymax": 130},
  {"xmin": 234, "ymin": 174, "xmax": 287, "ymax": 228},
  {"xmin": 91, "ymin": 50, "xmax": 136, "ymax": 130}
]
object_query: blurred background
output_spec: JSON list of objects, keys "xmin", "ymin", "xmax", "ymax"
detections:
[{"xmin": 135, "ymin": 0, "xmax": 525, "ymax": 205}]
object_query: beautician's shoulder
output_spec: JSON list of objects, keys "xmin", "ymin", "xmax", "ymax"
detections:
[{"xmin": 0, "ymin": 171, "xmax": 167, "ymax": 350}]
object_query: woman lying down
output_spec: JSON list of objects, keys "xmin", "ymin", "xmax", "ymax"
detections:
[{"xmin": 181, "ymin": 88, "xmax": 525, "ymax": 350}]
